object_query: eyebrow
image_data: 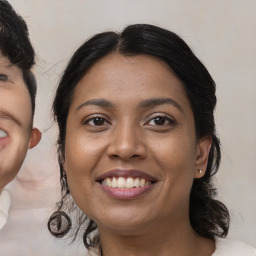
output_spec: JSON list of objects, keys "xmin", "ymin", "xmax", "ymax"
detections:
[
  {"xmin": 76, "ymin": 99, "xmax": 114, "ymax": 112},
  {"xmin": 0, "ymin": 109, "xmax": 22, "ymax": 127},
  {"xmin": 139, "ymin": 97, "xmax": 184, "ymax": 113},
  {"xmin": 76, "ymin": 97, "xmax": 183, "ymax": 114}
]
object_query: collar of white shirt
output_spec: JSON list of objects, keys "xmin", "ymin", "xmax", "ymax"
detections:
[{"xmin": 0, "ymin": 189, "xmax": 11, "ymax": 230}]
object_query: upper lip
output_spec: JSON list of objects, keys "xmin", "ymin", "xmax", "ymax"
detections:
[{"xmin": 96, "ymin": 169, "xmax": 158, "ymax": 182}]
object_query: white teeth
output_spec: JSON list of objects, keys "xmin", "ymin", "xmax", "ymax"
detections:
[
  {"xmin": 117, "ymin": 177, "xmax": 126, "ymax": 188},
  {"xmin": 106, "ymin": 178, "xmax": 112, "ymax": 187},
  {"xmin": 134, "ymin": 178, "xmax": 140, "ymax": 188},
  {"xmin": 112, "ymin": 177, "xmax": 118, "ymax": 188},
  {"xmin": 0, "ymin": 129, "xmax": 8, "ymax": 138},
  {"xmin": 126, "ymin": 177, "xmax": 134, "ymax": 188},
  {"xmin": 102, "ymin": 176, "xmax": 151, "ymax": 189}
]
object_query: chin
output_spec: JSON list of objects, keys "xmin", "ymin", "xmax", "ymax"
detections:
[{"xmin": 93, "ymin": 207, "xmax": 154, "ymax": 234}]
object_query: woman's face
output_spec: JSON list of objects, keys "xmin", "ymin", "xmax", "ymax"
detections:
[{"xmin": 65, "ymin": 53, "xmax": 210, "ymax": 234}]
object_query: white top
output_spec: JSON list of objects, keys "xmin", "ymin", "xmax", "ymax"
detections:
[
  {"xmin": 0, "ymin": 189, "xmax": 11, "ymax": 230},
  {"xmin": 213, "ymin": 237, "xmax": 256, "ymax": 255},
  {"xmin": 86, "ymin": 237, "xmax": 256, "ymax": 256}
]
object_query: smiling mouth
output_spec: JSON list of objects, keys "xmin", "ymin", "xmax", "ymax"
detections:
[
  {"xmin": 96, "ymin": 169, "xmax": 158, "ymax": 199},
  {"xmin": 100, "ymin": 176, "xmax": 152, "ymax": 189}
]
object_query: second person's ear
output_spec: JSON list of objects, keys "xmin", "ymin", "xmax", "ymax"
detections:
[{"xmin": 28, "ymin": 127, "xmax": 41, "ymax": 149}]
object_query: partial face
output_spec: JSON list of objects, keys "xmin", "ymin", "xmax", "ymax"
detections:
[
  {"xmin": 65, "ymin": 53, "xmax": 210, "ymax": 234},
  {"xmin": 0, "ymin": 55, "xmax": 33, "ymax": 189}
]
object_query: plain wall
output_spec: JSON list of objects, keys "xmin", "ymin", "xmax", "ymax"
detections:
[{"xmin": 0, "ymin": 1, "xmax": 255, "ymax": 255}]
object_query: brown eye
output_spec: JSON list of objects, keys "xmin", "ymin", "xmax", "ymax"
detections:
[
  {"xmin": 152, "ymin": 116, "xmax": 166, "ymax": 125},
  {"xmin": 148, "ymin": 115, "xmax": 175, "ymax": 126},
  {"xmin": 85, "ymin": 117, "xmax": 109, "ymax": 126}
]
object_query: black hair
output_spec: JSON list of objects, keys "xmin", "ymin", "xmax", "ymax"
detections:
[
  {"xmin": 0, "ymin": 0, "xmax": 36, "ymax": 117},
  {"xmin": 49, "ymin": 24, "xmax": 229, "ymax": 249}
]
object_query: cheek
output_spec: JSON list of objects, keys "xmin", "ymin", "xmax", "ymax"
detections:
[
  {"xmin": 64, "ymin": 129, "xmax": 105, "ymax": 189},
  {"xmin": 5, "ymin": 91, "xmax": 32, "ymax": 126},
  {"xmin": 11, "ymin": 135, "xmax": 30, "ymax": 165},
  {"xmin": 0, "ymin": 136, "xmax": 10, "ymax": 150},
  {"xmin": 0, "ymin": 136, "xmax": 29, "ymax": 183},
  {"xmin": 150, "ymin": 133, "xmax": 196, "ymax": 195},
  {"xmin": 64, "ymin": 135, "xmax": 98, "ymax": 216},
  {"xmin": 151, "ymin": 133, "xmax": 196, "ymax": 169}
]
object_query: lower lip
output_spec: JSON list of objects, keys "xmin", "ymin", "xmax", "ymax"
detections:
[{"xmin": 99, "ymin": 183, "xmax": 154, "ymax": 199}]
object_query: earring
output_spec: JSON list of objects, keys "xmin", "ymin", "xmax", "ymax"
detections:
[
  {"xmin": 199, "ymin": 169, "xmax": 202, "ymax": 174},
  {"xmin": 48, "ymin": 211, "xmax": 71, "ymax": 237}
]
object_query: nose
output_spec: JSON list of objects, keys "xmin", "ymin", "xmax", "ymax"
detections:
[{"xmin": 106, "ymin": 122, "xmax": 147, "ymax": 161}]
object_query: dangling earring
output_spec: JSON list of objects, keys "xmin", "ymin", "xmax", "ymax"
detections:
[{"xmin": 48, "ymin": 211, "xmax": 71, "ymax": 237}]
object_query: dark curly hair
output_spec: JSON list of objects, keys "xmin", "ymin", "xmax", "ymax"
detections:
[
  {"xmin": 49, "ymin": 24, "xmax": 229, "ymax": 249},
  {"xmin": 0, "ymin": 0, "xmax": 36, "ymax": 117}
]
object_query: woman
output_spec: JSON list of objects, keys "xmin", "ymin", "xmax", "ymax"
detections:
[{"xmin": 48, "ymin": 24, "xmax": 256, "ymax": 255}]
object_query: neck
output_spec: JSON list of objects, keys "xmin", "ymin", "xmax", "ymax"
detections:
[{"xmin": 98, "ymin": 214, "xmax": 215, "ymax": 256}]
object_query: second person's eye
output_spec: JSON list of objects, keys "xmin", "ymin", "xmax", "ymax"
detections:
[
  {"xmin": 0, "ymin": 74, "xmax": 8, "ymax": 82},
  {"xmin": 0, "ymin": 129, "xmax": 8, "ymax": 138}
]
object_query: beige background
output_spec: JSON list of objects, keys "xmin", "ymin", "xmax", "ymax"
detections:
[{"xmin": 0, "ymin": 0, "xmax": 255, "ymax": 255}]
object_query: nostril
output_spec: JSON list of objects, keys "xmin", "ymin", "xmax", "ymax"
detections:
[
  {"xmin": 109, "ymin": 153, "xmax": 142, "ymax": 160},
  {"xmin": 131, "ymin": 154, "xmax": 141, "ymax": 158},
  {"xmin": 107, "ymin": 140, "xmax": 147, "ymax": 160},
  {"xmin": 110, "ymin": 154, "xmax": 119, "ymax": 159}
]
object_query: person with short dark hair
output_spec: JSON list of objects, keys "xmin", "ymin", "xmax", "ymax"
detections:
[
  {"xmin": 0, "ymin": 0, "xmax": 41, "ymax": 229},
  {"xmin": 49, "ymin": 24, "xmax": 256, "ymax": 255}
]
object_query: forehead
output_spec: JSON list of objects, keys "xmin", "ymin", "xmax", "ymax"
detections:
[
  {"xmin": 74, "ymin": 53, "xmax": 188, "ymax": 102},
  {"xmin": 0, "ymin": 53, "xmax": 26, "ymax": 85},
  {"xmin": 0, "ymin": 54, "xmax": 22, "ymax": 78},
  {"xmin": 84, "ymin": 53, "xmax": 175, "ymax": 82},
  {"xmin": 0, "ymin": 53, "xmax": 11, "ymax": 66}
]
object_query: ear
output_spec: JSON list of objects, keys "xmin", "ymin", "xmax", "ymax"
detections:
[
  {"xmin": 194, "ymin": 136, "xmax": 212, "ymax": 179},
  {"xmin": 28, "ymin": 127, "xmax": 42, "ymax": 149}
]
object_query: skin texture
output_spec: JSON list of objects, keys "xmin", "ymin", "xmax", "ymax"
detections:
[
  {"xmin": 65, "ymin": 53, "xmax": 214, "ymax": 256},
  {"xmin": 0, "ymin": 55, "xmax": 41, "ymax": 190}
]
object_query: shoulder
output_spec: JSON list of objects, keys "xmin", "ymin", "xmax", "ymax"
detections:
[
  {"xmin": 86, "ymin": 247, "xmax": 100, "ymax": 256},
  {"xmin": 85, "ymin": 238, "xmax": 256, "ymax": 256},
  {"xmin": 213, "ymin": 237, "xmax": 256, "ymax": 256}
]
